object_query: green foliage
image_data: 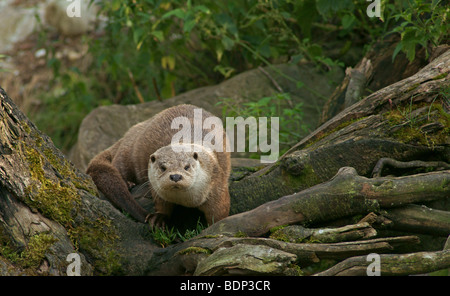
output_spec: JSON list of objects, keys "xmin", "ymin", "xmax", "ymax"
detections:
[
  {"xmin": 150, "ymin": 218, "xmax": 206, "ymax": 247},
  {"xmin": 34, "ymin": 0, "xmax": 448, "ymax": 152},
  {"xmin": 32, "ymin": 68, "xmax": 101, "ymax": 151},
  {"xmin": 218, "ymin": 93, "xmax": 308, "ymax": 155},
  {"xmin": 388, "ymin": 0, "xmax": 449, "ymax": 62}
]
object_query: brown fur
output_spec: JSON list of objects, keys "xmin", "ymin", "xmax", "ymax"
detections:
[{"xmin": 86, "ymin": 104, "xmax": 230, "ymax": 227}]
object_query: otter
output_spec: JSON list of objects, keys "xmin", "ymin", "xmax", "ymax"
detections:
[{"xmin": 86, "ymin": 104, "xmax": 231, "ymax": 228}]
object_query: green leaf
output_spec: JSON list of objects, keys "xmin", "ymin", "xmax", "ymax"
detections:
[
  {"xmin": 307, "ymin": 44, "xmax": 323, "ymax": 58},
  {"xmin": 257, "ymin": 96, "xmax": 272, "ymax": 106},
  {"xmin": 341, "ymin": 14, "xmax": 356, "ymax": 30},
  {"xmin": 290, "ymin": 54, "xmax": 304, "ymax": 64},
  {"xmin": 183, "ymin": 18, "xmax": 197, "ymax": 33},
  {"xmin": 403, "ymin": 42, "xmax": 416, "ymax": 62},
  {"xmin": 401, "ymin": 27, "xmax": 418, "ymax": 42},
  {"xmin": 194, "ymin": 5, "xmax": 210, "ymax": 14},
  {"xmin": 133, "ymin": 27, "xmax": 144, "ymax": 44},
  {"xmin": 161, "ymin": 8, "xmax": 185, "ymax": 20},
  {"xmin": 296, "ymin": 81, "xmax": 305, "ymax": 89},
  {"xmin": 151, "ymin": 30, "xmax": 164, "ymax": 42},
  {"xmin": 392, "ymin": 43, "xmax": 403, "ymax": 62},
  {"xmin": 221, "ymin": 35, "xmax": 235, "ymax": 51}
]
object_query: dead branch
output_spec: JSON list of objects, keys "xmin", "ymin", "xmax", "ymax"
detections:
[{"xmin": 315, "ymin": 250, "xmax": 450, "ymax": 276}]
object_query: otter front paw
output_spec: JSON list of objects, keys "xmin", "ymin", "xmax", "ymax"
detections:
[{"xmin": 145, "ymin": 213, "xmax": 168, "ymax": 229}]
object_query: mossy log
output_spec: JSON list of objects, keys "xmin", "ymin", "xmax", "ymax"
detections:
[
  {"xmin": 208, "ymin": 167, "xmax": 449, "ymax": 237},
  {"xmin": 315, "ymin": 249, "xmax": 450, "ymax": 276},
  {"xmin": 0, "ymin": 88, "xmax": 155, "ymax": 275}
]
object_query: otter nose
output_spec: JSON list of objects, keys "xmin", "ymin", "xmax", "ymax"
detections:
[{"xmin": 170, "ymin": 174, "xmax": 183, "ymax": 182}]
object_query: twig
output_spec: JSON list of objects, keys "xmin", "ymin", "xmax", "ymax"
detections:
[
  {"xmin": 371, "ymin": 157, "xmax": 450, "ymax": 177},
  {"xmin": 127, "ymin": 68, "xmax": 145, "ymax": 103},
  {"xmin": 258, "ymin": 66, "xmax": 294, "ymax": 108},
  {"xmin": 152, "ymin": 77, "xmax": 162, "ymax": 102},
  {"xmin": 258, "ymin": 66, "xmax": 284, "ymax": 93}
]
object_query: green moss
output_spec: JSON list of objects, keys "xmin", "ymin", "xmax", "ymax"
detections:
[
  {"xmin": 303, "ymin": 116, "xmax": 369, "ymax": 150},
  {"xmin": 269, "ymin": 225, "xmax": 288, "ymax": 234},
  {"xmin": 288, "ymin": 264, "xmax": 304, "ymax": 276},
  {"xmin": 406, "ymin": 83, "xmax": 420, "ymax": 92},
  {"xmin": 21, "ymin": 121, "xmax": 31, "ymax": 134},
  {"xmin": 432, "ymin": 72, "xmax": 448, "ymax": 80},
  {"xmin": 384, "ymin": 102, "xmax": 450, "ymax": 147},
  {"xmin": 292, "ymin": 164, "xmax": 321, "ymax": 188},
  {"xmin": 24, "ymin": 145, "xmax": 81, "ymax": 226},
  {"xmin": 22, "ymin": 141, "xmax": 121, "ymax": 274},
  {"xmin": 41, "ymin": 146, "xmax": 97, "ymax": 196},
  {"xmin": 19, "ymin": 233, "xmax": 58, "ymax": 269},
  {"xmin": 0, "ymin": 227, "xmax": 20, "ymax": 264},
  {"xmin": 234, "ymin": 231, "xmax": 248, "ymax": 238},
  {"xmin": 269, "ymin": 225, "xmax": 294, "ymax": 243},
  {"xmin": 269, "ymin": 230, "xmax": 291, "ymax": 243},
  {"xmin": 0, "ymin": 231, "xmax": 58, "ymax": 270},
  {"xmin": 68, "ymin": 217, "xmax": 122, "ymax": 275},
  {"xmin": 177, "ymin": 247, "xmax": 211, "ymax": 256}
]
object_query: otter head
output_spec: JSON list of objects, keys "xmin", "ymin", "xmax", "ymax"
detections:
[{"xmin": 148, "ymin": 143, "xmax": 213, "ymax": 208}]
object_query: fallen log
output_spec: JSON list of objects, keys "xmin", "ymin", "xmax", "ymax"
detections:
[
  {"xmin": 202, "ymin": 167, "xmax": 450, "ymax": 237},
  {"xmin": 381, "ymin": 204, "xmax": 450, "ymax": 237},
  {"xmin": 314, "ymin": 249, "xmax": 450, "ymax": 276}
]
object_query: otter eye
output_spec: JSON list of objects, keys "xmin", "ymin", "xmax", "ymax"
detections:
[
  {"xmin": 184, "ymin": 165, "xmax": 190, "ymax": 171},
  {"xmin": 193, "ymin": 152, "xmax": 198, "ymax": 160},
  {"xmin": 160, "ymin": 165, "xmax": 166, "ymax": 172},
  {"xmin": 150, "ymin": 155, "xmax": 156, "ymax": 163}
]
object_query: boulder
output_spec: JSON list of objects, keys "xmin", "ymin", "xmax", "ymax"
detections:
[{"xmin": 0, "ymin": 5, "xmax": 38, "ymax": 53}]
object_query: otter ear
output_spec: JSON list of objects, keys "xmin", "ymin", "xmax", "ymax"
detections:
[
  {"xmin": 150, "ymin": 155, "xmax": 156, "ymax": 163},
  {"xmin": 193, "ymin": 152, "xmax": 198, "ymax": 160}
]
